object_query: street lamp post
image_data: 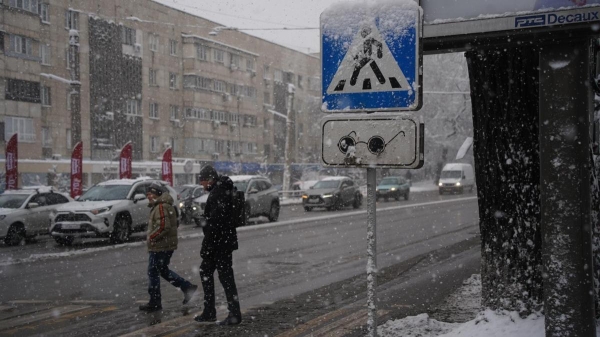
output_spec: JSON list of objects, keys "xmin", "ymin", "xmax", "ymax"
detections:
[{"xmin": 282, "ymin": 83, "xmax": 295, "ymax": 197}]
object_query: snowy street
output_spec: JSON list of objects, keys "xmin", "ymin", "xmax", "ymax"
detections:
[{"xmin": 0, "ymin": 191, "xmax": 478, "ymax": 336}]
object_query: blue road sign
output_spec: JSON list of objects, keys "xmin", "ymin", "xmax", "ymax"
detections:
[{"xmin": 321, "ymin": 3, "xmax": 422, "ymax": 112}]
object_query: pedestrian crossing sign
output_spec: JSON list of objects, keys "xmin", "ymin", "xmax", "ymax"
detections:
[{"xmin": 321, "ymin": 2, "xmax": 422, "ymax": 112}]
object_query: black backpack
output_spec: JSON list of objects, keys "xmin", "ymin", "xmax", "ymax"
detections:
[{"xmin": 231, "ymin": 190, "xmax": 246, "ymax": 228}]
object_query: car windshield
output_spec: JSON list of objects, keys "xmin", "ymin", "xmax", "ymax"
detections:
[
  {"xmin": 79, "ymin": 185, "xmax": 131, "ymax": 201},
  {"xmin": 441, "ymin": 170, "xmax": 462, "ymax": 179},
  {"xmin": 380, "ymin": 178, "xmax": 399, "ymax": 185},
  {"xmin": 178, "ymin": 187, "xmax": 193, "ymax": 199},
  {"xmin": 0, "ymin": 194, "xmax": 29, "ymax": 209},
  {"xmin": 313, "ymin": 180, "xmax": 340, "ymax": 189},
  {"xmin": 233, "ymin": 182, "xmax": 248, "ymax": 192}
]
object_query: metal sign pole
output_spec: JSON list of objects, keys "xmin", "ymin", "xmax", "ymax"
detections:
[{"xmin": 366, "ymin": 167, "xmax": 377, "ymax": 337}]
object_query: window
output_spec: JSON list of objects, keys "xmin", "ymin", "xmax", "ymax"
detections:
[
  {"xmin": 185, "ymin": 107, "xmax": 209, "ymax": 120},
  {"xmin": 169, "ymin": 73, "xmax": 178, "ymax": 90},
  {"xmin": 298, "ymin": 75, "xmax": 303, "ymax": 89},
  {"xmin": 9, "ymin": 0, "xmax": 38, "ymax": 13},
  {"xmin": 197, "ymin": 45, "xmax": 209, "ymax": 61},
  {"xmin": 213, "ymin": 49, "xmax": 224, "ymax": 63},
  {"xmin": 41, "ymin": 86, "xmax": 51, "ymax": 106},
  {"xmin": 229, "ymin": 113, "xmax": 239, "ymax": 124},
  {"xmin": 9, "ymin": 35, "xmax": 32, "ymax": 56},
  {"xmin": 148, "ymin": 34, "xmax": 159, "ymax": 52},
  {"xmin": 184, "ymin": 75, "xmax": 211, "ymax": 90},
  {"xmin": 169, "ymin": 105, "xmax": 179, "ymax": 121},
  {"xmin": 66, "ymin": 128, "xmax": 72, "ymax": 150},
  {"xmin": 65, "ymin": 10, "xmax": 79, "ymax": 30},
  {"xmin": 263, "ymin": 65, "xmax": 270, "ymax": 79},
  {"xmin": 243, "ymin": 115, "xmax": 257, "ymax": 127},
  {"xmin": 246, "ymin": 58, "xmax": 255, "ymax": 73},
  {"xmin": 211, "ymin": 110, "xmax": 226, "ymax": 122},
  {"xmin": 42, "ymin": 127, "xmax": 52, "ymax": 147},
  {"xmin": 40, "ymin": 44, "xmax": 50, "ymax": 65},
  {"xmin": 121, "ymin": 26, "xmax": 136, "ymax": 46},
  {"xmin": 263, "ymin": 91, "xmax": 271, "ymax": 105},
  {"xmin": 169, "ymin": 39, "xmax": 178, "ymax": 56},
  {"xmin": 65, "ymin": 47, "xmax": 71, "ymax": 69},
  {"xmin": 5, "ymin": 78, "xmax": 40, "ymax": 103},
  {"xmin": 285, "ymin": 72, "xmax": 295, "ymax": 84},
  {"xmin": 126, "ymin": 99, "xmax": 140, "ymax": 115},
  {"xmin": 149, "ymin": 102, "xmax": 159, "ymax": 119},
  {"xmin": 5, "ymin": 117, "xmax": 35, "ymax": 142},
  {"xmin": 150, "ymin": 136, "xmax": 159, "ymax": 153},
  {"xmin": 274, "ymin": 69, "xmax": 283, "ymax": 83},
  {"xmin": 213, "ymin": 80, "xmax": 226, "ymax": 92},
  {"xmin": 149, "ymin": 68, "xmax": 158, "ymax": 86},
  {"xmin": 170, "ymin": 137, "xmax": 176, "ymax": 153},
  {"xmin": 245, "ymin": 87, "xmax": 257, "ymax": 99},
  {"xmin": 66, "ymin": 92, "xmax": 71, "ymax": 110},
  {"xmin": 40, "ymin": 3, "xmax": 49, "ymax": 22},
  {"xmin": 230, "ymin": 54, "xmax": 241, "ymax": 69}
]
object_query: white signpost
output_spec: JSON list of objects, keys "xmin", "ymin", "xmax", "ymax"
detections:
[{"xmin": 320, "ymin": 2, "xmax": 423, "ymax": 336}]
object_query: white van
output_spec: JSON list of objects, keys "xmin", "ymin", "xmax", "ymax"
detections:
[{"xmin": 438, "ymin": 163, "xmax": 475, "ymax": 194}]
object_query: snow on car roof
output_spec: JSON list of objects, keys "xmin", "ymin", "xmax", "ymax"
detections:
[
  {"xmin": 3, "ymin": 189, "xmax": 37, "ymax": 195},
  {"xmin": 443, "ymin": 163, "xmax": 467, "ymax": 170},
  {"xmin": 321, "ymin": 176, "xmax": 350, "ymax": 181},
  {"xmin": 229, "ymin": 175, "xmax": 263, "ymax": 182}
]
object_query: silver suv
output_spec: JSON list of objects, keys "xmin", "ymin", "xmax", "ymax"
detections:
[
  {"xmin": 0, "ymin": 187, "xmax": 72, "ymax": 246},
  {"xmin": 50, "ymin": 178, "xmax": 179, "ymax": 246},
  {"xmin": 198, "ymin": 175, "xmax": 280, "ymax": 223}
]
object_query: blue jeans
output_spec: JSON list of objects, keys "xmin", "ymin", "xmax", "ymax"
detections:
[{"xmin": 147, "ymin": 251, "xmax": 193, "ymax": 306}]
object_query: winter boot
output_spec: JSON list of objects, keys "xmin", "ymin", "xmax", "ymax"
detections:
[
  {"xmin": 139, "ymin": 303, "xmax": 162, "ymax": 313},
  {"xmin": 194, "ymin": 310, "xmax": 217, "ymax": 324}
]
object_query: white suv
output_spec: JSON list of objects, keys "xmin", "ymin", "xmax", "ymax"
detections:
[{"xmin": 49, "ymin": 178, "xmax": 179, "ymax": 246}]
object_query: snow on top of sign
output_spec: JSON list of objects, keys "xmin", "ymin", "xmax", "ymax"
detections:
[
  {"xmin": 322, "ymin": 0, "xmax": 419, "ymax": 40},
  {"xmin": 427, "ymin": 3, "xmax": 600, "ymax": 25}
]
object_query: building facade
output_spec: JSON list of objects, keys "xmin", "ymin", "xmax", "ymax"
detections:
[{"xmin": 0, "ymin": 0, "xmax": 322, "ymax": 186}]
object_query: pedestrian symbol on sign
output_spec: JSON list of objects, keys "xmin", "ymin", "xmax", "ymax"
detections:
[{"xmin": 327, "ymin": 23, "xmax": 410, "ymax": 95}]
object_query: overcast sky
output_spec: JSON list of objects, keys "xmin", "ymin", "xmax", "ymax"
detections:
[{"xmin": 154, "ymin": 0, "xmax": 343, "ymax": 54}]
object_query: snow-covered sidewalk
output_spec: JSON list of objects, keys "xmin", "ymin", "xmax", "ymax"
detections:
[{"xmin": 377, "ymin": 274, "xmax": 600, "ymax": 337}]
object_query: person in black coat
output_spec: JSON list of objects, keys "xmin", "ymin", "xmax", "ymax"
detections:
[{"xmin": 195, "ymin": 165, "xmax": 241, "ymax": 326}]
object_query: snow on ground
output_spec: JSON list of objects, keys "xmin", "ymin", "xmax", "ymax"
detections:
[
  {"xmin": 409, "ymin": 180, "xmax": 438, "ymax": 192},
  {"xmin": 376, "ymin": 274, "xmax": 600, "ymax": 337}
]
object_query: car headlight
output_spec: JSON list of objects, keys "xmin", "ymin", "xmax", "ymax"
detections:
[
  {"xmin": 456, "ymin": 182, "xmax": 461, "ymax": 186},
  {"xmin": 322, "ymin": 194, "xmax": 333, "ymax": 198},
  {"xmin": 302, "ymin": 194, "xmax": 308, "ymax": 199},
  {"xmin": 376, "ymin": 188, "xmax": 379, "ymax": 192},
  {"xmin": 438, "ymin": 183, "xmax": 443, "ymax": 187},
  {"xmin": 0, "ymin": 215, "xmax": 6, "ymax": 221},
  {"xmin": 90, "ymin": 206, "xmax": 112, "ymax": 215},
  {"xmin": 390, "ymin": 187, "xmax": 397, "ymax": 191},
  {"xmin": 179, "ymin": 202, "xmax": 184, "ymax": 208}
]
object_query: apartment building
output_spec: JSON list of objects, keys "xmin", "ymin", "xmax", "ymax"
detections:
[{"xmin": 0, "ymin": 0, "xmax": 321, "ymax": 184}]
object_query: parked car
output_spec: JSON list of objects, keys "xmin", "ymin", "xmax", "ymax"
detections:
[
  {"xmin": 0, "ymin": 187, "xmax": 73, "ymax": 246},
  {"xmin": 49, "ymin": 177, "xmax": 179, "ymax": 246},
  {"xmin": 197, "ymin": 175, "xmax": 280, "ymax": 223},
  {"xmin": 302, "ymin": 176, "xmax": 362, "ymax": 211},
  {"xmin": 376, "ymin": 176, "xmax": 410, "ymax": 201},
  {"xmin": 438, "ymin": 163, "xmax": 475, "ymax": 194}
]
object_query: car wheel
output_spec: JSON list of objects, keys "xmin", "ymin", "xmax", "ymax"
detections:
[
  {"xmin": 352, "ymin": 194, "xmax": 361, "ymax": 209},
  {"xmin": 4, "ymin": 224, "xmax": 25, "ymax": 246},
  {"xmin": 404, "ymin": 192, "xmax": 409, "ymax": 201},
  {"xmin": 54, "ymin": 236, "xmax": 74, "ymax": 246},
  {"xmin": 110, "ymin": 216, "xmax": 131, "ymax": 244},
  {"xmin": 304, "ymin": 206, "xmax": 312, "ymax": 212},
  {"xmin": 326, "ymin": 206, "xmax": 334, "ymax": 211},
  {"xmin": 394, "ymin": 193, "xmax": 400, "ymax": 201},
  {"xmin": 268, "ymin": 202, "xmax": 280, "ymax": 222}
]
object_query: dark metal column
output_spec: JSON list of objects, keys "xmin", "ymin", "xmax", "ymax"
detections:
[{"xmin": 539, "ymin": 39, "xmax": 596, "ymax": 337}]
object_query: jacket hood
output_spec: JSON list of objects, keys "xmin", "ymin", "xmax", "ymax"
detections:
[
  {"xmin": 149, "ymin": 192, "xmax": 174, "ymax": 207},
  {"xmin": 214, "ymin": 175, "xmax": 234, "ymax": 191}
]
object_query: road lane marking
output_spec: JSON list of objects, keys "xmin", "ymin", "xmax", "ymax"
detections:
[{"xmin": 0, "ymin": 305, "xmax": 91, "ymax": 331}]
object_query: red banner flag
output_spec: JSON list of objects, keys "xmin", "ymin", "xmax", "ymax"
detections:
[
  {"xmin": 70, "ymin": 142, "xmax": 83, "ymax": 198},
  {"xmin": 161, "ymin": 147, "xmax": 173, "ymax": 186},
  {"xmin": 5, "ymin": 133, "xmax": 18, "ymax": 190},
  {"xmin": 119, "ymin": 142, "xmax": 132, "ymax": 179}
]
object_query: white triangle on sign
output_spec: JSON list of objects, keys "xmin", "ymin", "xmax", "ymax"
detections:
[{"xmin": 326, "ymin": 23, "xmax": 411, "ymax": 95}]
